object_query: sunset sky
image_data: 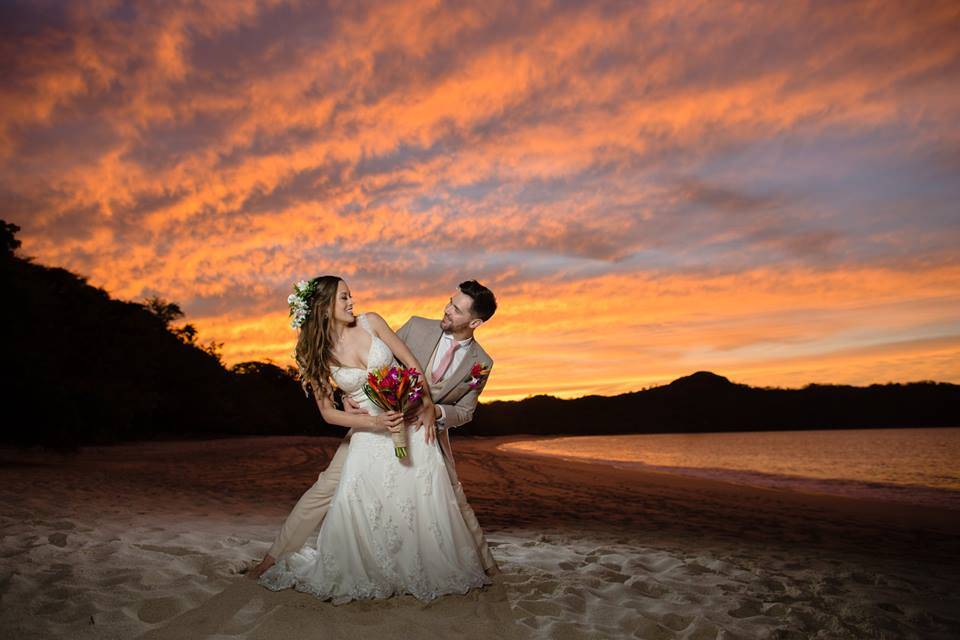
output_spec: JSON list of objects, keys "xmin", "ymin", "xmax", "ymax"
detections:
[{"xmin": 3, "ymin": 1, "xmax": 959, "ymax": 400}]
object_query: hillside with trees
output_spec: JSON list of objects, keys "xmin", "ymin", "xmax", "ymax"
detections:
[{"xmin": 1, "ymin": 220, "xmax": 320, "ymax": 447}]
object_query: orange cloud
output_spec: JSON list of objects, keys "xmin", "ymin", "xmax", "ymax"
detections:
[{"xmin": 188, "ymin": 262, "xmax": 960, "ymax": 400}]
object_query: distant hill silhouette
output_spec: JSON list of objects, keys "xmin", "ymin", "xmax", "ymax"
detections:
[
  {"xmin": 2, "ymin": 219, "xmax": 958, "ymax": 446},
  {"xmin": 469, "ymin": 370, "xmax": 960, "ymax": 436}
]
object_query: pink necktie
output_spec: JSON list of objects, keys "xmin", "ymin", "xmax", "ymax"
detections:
[{"xmin": 431, "ymin": 341, "xmax": 461, "ymax": 384}]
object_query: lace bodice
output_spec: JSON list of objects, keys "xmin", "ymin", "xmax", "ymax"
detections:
[{"xmin": 331, "ymin": 314, "xmax": 395, "ymax": 409}]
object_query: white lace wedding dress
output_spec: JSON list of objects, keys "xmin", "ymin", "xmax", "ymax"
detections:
[{"xmin": 257, "ymin": 313, "xmax": 490, "ymax": 603}]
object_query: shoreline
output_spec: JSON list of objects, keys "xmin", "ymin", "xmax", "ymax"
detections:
[
  {"xmin": 5, "ymin": 422, "xmax": 958, "ymax": 453},
  {"xmin": 494, "ymin": 435, "xmax": 960, "ymax": 512},
  {"xmin": 467, "ymin": 436, "xmax": 960, "ymax": 537}
]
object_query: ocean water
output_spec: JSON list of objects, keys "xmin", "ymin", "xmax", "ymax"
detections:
[{"xmin": 498, "ymin": 427, "xmax": 960, "ymax": 510}]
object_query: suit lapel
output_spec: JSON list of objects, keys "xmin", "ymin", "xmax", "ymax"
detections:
[
  {"xmin": 412, "ymin": 320, "xmax": 443, "ymax": 382},
  {"xmin": 406, "ymin": 319, "xmax": 477, "ymax": 402},
  {"xmin": 435, "ymin": 341, "xmax": 478, "ymax": 401}
]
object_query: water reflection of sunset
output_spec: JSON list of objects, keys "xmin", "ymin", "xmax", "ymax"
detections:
[{"xmin": 4, "ymin": 1, "xmax": 958, "ymax": 400}]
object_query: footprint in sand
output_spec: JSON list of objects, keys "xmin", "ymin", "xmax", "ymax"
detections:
[
  {"xmin": 133, "ymin": 544, "xmax": 196, "ymax": 556},
  {"xmin": 138, "ymin": 596, "xmax": 184, "ymax": 623},
  {"xmin": 626, "ymin": 578, "xmax": 671, "ymax": 598},
  {"xmin": 728, "ymin": 599, "xmax": 763, "ymax": 618},
  {"xmin": 660, "ymin": 612, "xmax": 694, "ymax": 631},
  {"xmin": 754, "ymin": 578, "xmax": 786, "ymax": 593},
  {"xmin": 534, "ymin": 579, "xmax": 559, "ymax": 593},
  {"xmin": 48, "ymin": 532, "xmax": 68, "ymax": 547},
  {"xmin": 850, "ymin": 571, "xmax": 878, "ymax": 585},
  {"xmin": 556, "ymin": 591, "xmax": 586, "ymax": 614},
  {"xmin": 518, "ymin": 599, "xmax": 563, "ymax": 617},
  {"xmin": 682, "ymin": 561, "xmax": 715, "ymax": 576},
  {"xmin": 632, "ymin": 617, "xmax": 682, "ymax": 640},
  {"xmin": 584, "ymin": 566, "xmax": 630, "ymax": 583},
  {"xmin": 100, "ymin": 570, "xmax": 140, "ymax": 587}
]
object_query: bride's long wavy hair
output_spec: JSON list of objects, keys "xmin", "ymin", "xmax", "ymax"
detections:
[{"xmin": 295, "ymin": 275, "xmax": 343, "ymax": 398}]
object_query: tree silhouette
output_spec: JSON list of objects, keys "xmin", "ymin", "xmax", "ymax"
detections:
[
  {"xmin": 2, "ymin": 219, "xmax": 21, "ymax": 258},
  {"xmin": 142, "ymin": 296, "xmax": 185, "ymax": 328},
  {"xmin": 142, "ymin": 296, "xmax": 224, "ymax": 364}
]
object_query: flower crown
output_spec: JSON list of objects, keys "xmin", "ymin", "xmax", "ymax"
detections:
[{"xmin": 287, "ymin": 278, "xmax": 320, "ymax": 329}]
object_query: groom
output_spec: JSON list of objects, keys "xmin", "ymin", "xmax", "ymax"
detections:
[{"xmin": 249, "ymin": 280, "xmax": 500, "ymax": 579}]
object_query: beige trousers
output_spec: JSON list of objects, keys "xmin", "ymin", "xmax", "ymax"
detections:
[{"xmin": 267, "ymin": 435, "xmax": 500, "ymax": 574}]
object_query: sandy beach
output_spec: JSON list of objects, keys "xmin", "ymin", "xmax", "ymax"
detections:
[{"xmin": 1, "ymin": 435, "xmax": 959, "ymax": 639}]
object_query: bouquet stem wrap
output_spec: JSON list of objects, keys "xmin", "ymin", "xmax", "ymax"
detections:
[
  {"xmin": 362, "ymin": 366, "xmax": 424, "ymax": 459},
  {"xmin": 390, "ymin": 428, "xmax": 407, "ymax": 459}
]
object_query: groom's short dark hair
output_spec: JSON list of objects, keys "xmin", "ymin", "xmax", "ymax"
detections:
[{"xmin": 459, "ymin": 280, "xmax": 497, "ymax": 321}]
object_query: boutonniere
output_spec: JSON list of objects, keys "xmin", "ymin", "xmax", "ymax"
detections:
[{"xmin": 463, "ymin": 363, "xmax": 491, "ymax": 389}]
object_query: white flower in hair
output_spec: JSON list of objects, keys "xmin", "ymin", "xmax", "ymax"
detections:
[{"xmin": 288, "ymin": 278, "xmax": 319, "ymax": 329}]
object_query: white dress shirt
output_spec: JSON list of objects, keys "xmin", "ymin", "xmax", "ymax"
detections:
[{"xmin": 430, "ymin": 333, "xmax": 472, "ymax": 427}]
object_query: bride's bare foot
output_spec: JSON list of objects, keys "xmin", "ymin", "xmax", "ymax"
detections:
[{"xmin": 247, "ymin": 555, "xmax": 276, "ymax": 580}]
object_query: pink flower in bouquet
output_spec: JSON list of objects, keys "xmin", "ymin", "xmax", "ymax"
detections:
[
  {"xmin": 381, "ymin": 370, "xmax": 398, "ymax": 389},
  {"xmin": 363, "ymin": 366, "xmax": 425, "ymax": 458}
]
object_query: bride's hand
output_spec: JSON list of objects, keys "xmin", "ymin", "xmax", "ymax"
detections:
[{"xmin": 372, "ymin": 411, "xmax": 403, "ymax": 433}]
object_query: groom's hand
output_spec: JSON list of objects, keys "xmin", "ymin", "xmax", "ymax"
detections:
[
  {"xmin": 418, "ymin": 403, "xmax": 438, "ymax": 445},
  {"xmin": 343, "ymin": 396, "xmax": 369, "ymax": 415}
]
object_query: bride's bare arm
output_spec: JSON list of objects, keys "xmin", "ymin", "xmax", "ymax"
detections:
[
  {"xmin": 363, "ymin": 313, "xmax": 438, "ymax": 439},
  {"xmin": 314, "ymin": 388, "xmax": 403, "ymax": 433}
]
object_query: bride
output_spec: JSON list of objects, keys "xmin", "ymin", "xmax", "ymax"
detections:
[{"xmin": 256, "ymin": 275, "xmax": 490, "ymax": 603}]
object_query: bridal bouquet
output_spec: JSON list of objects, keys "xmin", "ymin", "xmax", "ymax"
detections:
[{"xmin": 363, "ymin": 366, "xmax": 424, "ymax": 459}]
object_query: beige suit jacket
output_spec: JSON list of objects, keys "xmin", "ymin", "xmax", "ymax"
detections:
[{"xmin": 397, "ymin": 316, "xmax": 493, "ymax": 465}]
